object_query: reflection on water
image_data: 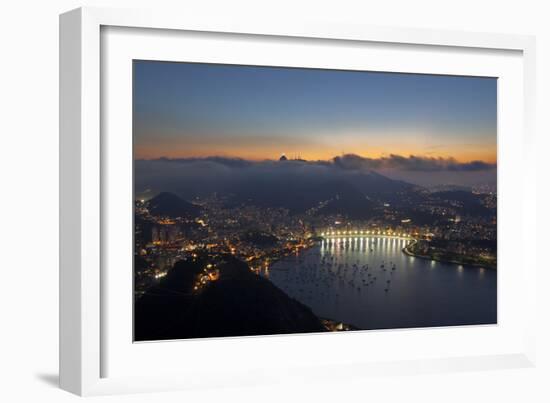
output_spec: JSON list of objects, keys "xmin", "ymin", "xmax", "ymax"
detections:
[{"xmin": 261, "ymin": 237, "xmax": 496, "ymax": 330}]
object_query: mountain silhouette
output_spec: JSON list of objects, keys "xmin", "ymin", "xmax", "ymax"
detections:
[
  {"xmin": 147, "ymin": 192, "xmax": 201, "ymax": 218},
  {"xmin": 135, "ymin": 254, "xmax": 326, "ymax": 340},
  {"xmin": 224, "ymin": 172, "xmax": 408, "ymax": 219}
]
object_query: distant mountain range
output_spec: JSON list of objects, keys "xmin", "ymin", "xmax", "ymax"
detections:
[
  {"xmin": 136, "ymin": 157, "xmax": 414, "ymax": 205},
  {"xmin": 222, "ymin": 170, "xmax": 494, "ymax": 220},
  {"xmin": 139, "ymin": 159, "xmax": 494, "ymax": 221},
  {"xmin": 226, "ymin": 176, "xmax": 385, "ymax": 218},
  {"xmin": 431, "ymin": 190, "xmax": 492, "ymax": 216}
]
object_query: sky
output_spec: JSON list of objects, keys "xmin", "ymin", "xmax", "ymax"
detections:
[{"xmin": 133, "ymin": 60, "xmax": 497, "ymax": 186}]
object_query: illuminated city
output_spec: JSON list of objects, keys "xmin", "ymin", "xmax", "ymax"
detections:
[{"xmin": 133, "ymin": 60, "xmax": 497, "ymax": 341}]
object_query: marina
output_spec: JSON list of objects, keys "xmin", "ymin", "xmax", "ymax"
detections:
[{"xmin": 262, "ymin": 236, "xmax": 497, "ymax": 330}]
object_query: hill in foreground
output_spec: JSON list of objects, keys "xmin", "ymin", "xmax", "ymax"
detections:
[{"xmin": 135, "ymin": 254, "xmax": 326, "ymax": 340}]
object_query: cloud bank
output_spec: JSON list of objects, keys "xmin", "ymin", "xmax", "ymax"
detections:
[
  {"xmin": 333, "ymin": 154, "xmax": 496, "ymax": 172},
  {"xmin": 156, "ymin": 153, "xmax": 496, "ymax": 173},
  {"xmin": 135, "ymin": 154, "xmax": 496, "ymax": 198}
]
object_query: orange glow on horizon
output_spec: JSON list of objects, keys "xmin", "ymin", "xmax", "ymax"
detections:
[
  {"xmin": 135, "ymin": 126, "xmax": 496, "ymax": 164},
  {"xmin": 134, "ymin": 146, "xmax": 496, "ymax": 165}
]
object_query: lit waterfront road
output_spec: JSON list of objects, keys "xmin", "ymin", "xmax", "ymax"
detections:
[
  {"xmin": 260, "ymin": 236, "xmax": 496, "ymax": 330},
  {"xmin": 321, "ymin": 232, "xmax": 412, "ymax": 240}
]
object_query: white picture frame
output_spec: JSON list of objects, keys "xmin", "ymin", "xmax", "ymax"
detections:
[{"xmin": 60, "ymin": 6, "xmax": 537, "ymax": 396}]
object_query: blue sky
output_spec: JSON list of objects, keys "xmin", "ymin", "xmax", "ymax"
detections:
[{"xmin": 133, "ymin": 60, "xmax": 496, "ymax": 162}]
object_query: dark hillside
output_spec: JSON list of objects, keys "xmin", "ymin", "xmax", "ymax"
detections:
[{"xmin": 135, "ymin": 255, "xmax": 325, "ymax": 340}]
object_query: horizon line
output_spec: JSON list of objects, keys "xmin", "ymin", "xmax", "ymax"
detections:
[{"xmin": 134, "ymin": 153, "xmax": 498, "ymax": 165}]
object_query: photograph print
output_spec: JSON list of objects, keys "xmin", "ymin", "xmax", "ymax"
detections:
[{"xmin": 133, "ymin": 61, "xmax": 497, "ymax": 341}]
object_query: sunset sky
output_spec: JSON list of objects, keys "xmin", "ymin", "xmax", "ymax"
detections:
[{"xmin": 133, "ymin": 61, "xmax": 496, "ymax": 164}]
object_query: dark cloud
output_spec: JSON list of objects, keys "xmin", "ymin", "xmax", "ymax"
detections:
[
  {"xmin": 158, "ymin": 156, "xmax": 253, "ymax": 168},
  {"xmin": 333, "ymin": 154, "xmax": 496, "ymax": 172},
  {"xmin": 135, "ymin": 157, "xmax": 335, "ymax": 199},
  {"xmin": 151, "ymin": 153, "xmax": 495, "ymax": 173},
  {"xmin": 135, "ymin": 154, "xmax": 496, "ymax": 198}
]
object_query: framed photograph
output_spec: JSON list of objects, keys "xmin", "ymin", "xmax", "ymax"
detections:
[{"xmin": 60, "ymin": 7, "xmax": 537, "ymax": 396}]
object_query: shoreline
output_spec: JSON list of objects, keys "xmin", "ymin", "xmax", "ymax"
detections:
[
  {"xmin": 262, "ymin": 238, "xmax": 495, "ymax": 332},
  {"xmin": 402, "ymin": 239, "xmax": 496, "ymax": 270},
  {"xmin": 249, "ymin": 239, "xmax": 318, "ymax": 271},
  {"xmin": 266, "ymin": 237, "xmax": 496, "ymax": 271}
]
